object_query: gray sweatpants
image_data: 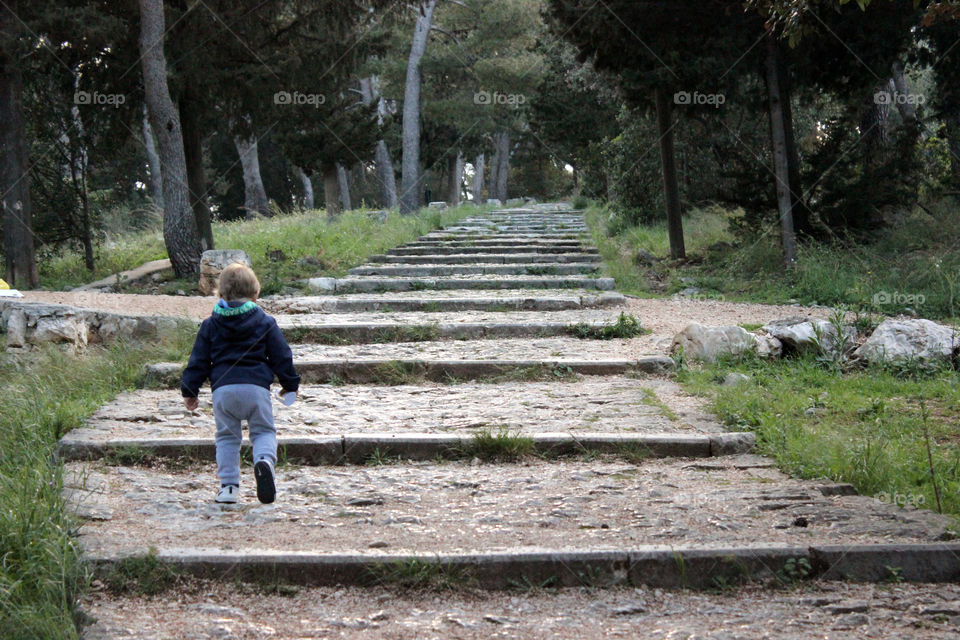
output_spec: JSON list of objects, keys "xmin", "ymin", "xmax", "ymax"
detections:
[{"xmin": 211, "ymin": 384, "xmax": 277, "ymax": 486}]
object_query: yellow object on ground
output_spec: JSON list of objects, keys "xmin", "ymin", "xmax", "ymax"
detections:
[{"xmin": 0, "ymin": 278, "xmax": 9, "ymax": 289}]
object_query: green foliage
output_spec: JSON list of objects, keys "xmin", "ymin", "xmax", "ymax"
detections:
[
  {"xmin": 570, "ymin": 313, "xmax": 648, "ymax": 340},
  {"xmin": 101, "ymin": 551, "xmax": 181, "ymax": 596},
  {"xmin": 0, "ymin": 328, "xmax": 193, "ymax": 639},
  {"xmin": 367, "ymin": 559, "xmax": 469, "ymax": 591},
  {"xmin": 461, "ymin": 427, "xmax": 535, "ymax": 461}
]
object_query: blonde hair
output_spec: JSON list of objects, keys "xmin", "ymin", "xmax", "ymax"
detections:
[{"xmin": 218, "ymin": 263, "xmax": 260, "ymax": 301}]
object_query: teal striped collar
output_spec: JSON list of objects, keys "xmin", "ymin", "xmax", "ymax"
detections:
[{"xmin": 212, "ymin": 300, "xmax": 258, "ymax": 317}]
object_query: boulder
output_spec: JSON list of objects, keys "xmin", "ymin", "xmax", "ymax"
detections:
[
  {"xmin": 486, "ymin": 198, "xmax": 502, "ymax": 206},
  {"xmin": 763, "ymin": 316, "xmax": 856, "ymax": 355},
  {"xmin": 853, "ymin": 319, "xmax": 958, "ymax": 366},
  {"xmin": 635, "ymin": 249, "xmax": 659, "ymax": 266},
  {"xmin": 307, "ymin": 277, "xmax": 337, "ymax": 292},
  {"xmin": 199, "ymin": 249, "xmax": 253, "ymax": 297},
  {"xmin": 672, "ymin": 323, "xmax": 781, "ymax": 362},
  {"xmin": 428, "ymin": 201, "xmax": 448, "ymax": 210},
  {"xmin": 4, "ymin": 308, "xmax": 26, "ymax": 347},
  {"xmin": 34, "ymin": 315, "xmax": 88, "ymax": 347}
]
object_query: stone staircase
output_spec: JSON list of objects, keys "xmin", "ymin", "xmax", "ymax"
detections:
[{"xmin": 68, "ymin": 206, "xmax": 960, "ymax": 639}]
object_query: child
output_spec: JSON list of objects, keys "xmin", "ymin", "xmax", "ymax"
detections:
[{"xmin": 181, "ymin": 263, "xmax": 300, "ymax": 504}]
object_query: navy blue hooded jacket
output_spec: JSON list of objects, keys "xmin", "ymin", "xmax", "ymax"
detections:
[{"xmin": 180, "ymin": 300, "xmax": 300, "ymax": 398}]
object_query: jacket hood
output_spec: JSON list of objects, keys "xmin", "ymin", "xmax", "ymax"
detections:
[{"xmin": 211, "ymin": 300, "xmax": 264, "ymax": 339}]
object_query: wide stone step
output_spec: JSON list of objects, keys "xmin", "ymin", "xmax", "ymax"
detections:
[
  {"xmin": 387, "ymin": 246, "xmax": 596, "ymax": 256},
  {"xmin": 346, "ymin": 263, "xmax": 601, "ymax": 277},
  {"xmin": 313, "ymin": 275, "xmax": 616, "ymax": 293},
  {"xmin": 266, "ymin": 291, "xmax": 625, "ymax": 313},
  {"xmin": 143, "ymin": 355, "xmax": 675, "ymax": 387},
  {"xmin": 81, "ymin": 580, "xmax": 960, "ymax": 637},
  {"xmin": 422, "ymin": 233, "xmax": 584, "ymax": 240},
  {"xmin": 402, "ymin": 240, "xmax": 585, "ymax": 248},
  {"xmin": 68, "ymin": 457, "xmax": 956, "ymax": 587},
  {"xmin": 65, "ymin": 377, "xmax": 720, "ymax": 442},
  {"xmin": 364, "ymin": 253, "xmax": 602, "ymax": 265}
]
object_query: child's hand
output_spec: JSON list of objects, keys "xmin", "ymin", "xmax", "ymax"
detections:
[{"xmin": 184, "ymin": 397, "xmax": 199, "ymax": 412}]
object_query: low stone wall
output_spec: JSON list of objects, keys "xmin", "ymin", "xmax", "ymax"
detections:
[{"xmin": 0, "ymin": 300, "xmax": 197, "ymax": 349}]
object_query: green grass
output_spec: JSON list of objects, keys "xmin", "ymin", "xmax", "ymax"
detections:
[
  {"xmin": 460, "ymin": 427, "xmax": 535, "ymax": 461},
  {"xmin": 587, "ymin": 198, "xmax": 960, "ymax": 321},
  {"xmin": 569, "ymin": 312, "xmax": 649, "ymax": 340},
  {"xmin": 678, "ymin": 354, "xmax": 960, "ymax": 519},
  {"xmin": 39, "ymin": 204, "xmax": 492, "ymax": 293},
  {"xmin": 0, "ymin": 326, "xmax": 195, "ymax": 639}
]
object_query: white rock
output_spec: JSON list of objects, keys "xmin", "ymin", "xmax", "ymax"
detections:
[
  {"xmin": 428, "ymin": 201, "xmax": 448, "ymax": 210},
  {"xmin": 853, "ymin": 318, "xmax": 958, "ymax": 365},
  {"xmin": 486, "ymin": 198, "xmax": 502, "ymax": 206},
  {"xmin": 34, "ymin": 314, "xmax": 88, "ymax": 347},
  {"xmin": 722, "ymin": 372, "xmax": 751, "ymax": 387},
  {"xmin": 308, "ymin": 277, "xmax": 337, "ymax": 292},
  {"xmin": 672, "ymin": 323, "xmax": 779, "ymax": 362},
  {"xmin": 5, "ymin": 308, "xmax": 26, "ymax": 348},
  {"xmin": 763, "ymin": 316, "xmax": 855, "ymax": 354},
  {"xmin": 198, "ymin": 249, "xmax": 253, "ymax": 297}
]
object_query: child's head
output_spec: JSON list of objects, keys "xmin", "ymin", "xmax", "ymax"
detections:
[{"xmin": 218, "ymin": 263, "xmax": 260, "ymax": 301}]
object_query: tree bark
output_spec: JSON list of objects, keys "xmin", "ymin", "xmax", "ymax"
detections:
[
  {"xmin": 233, "ymin": 133, "xmax": 269, "ymax": 219},
  {"xmin": 138, "ymin": 0, "xmax": 201, "ymax": 277},
  {"xmin": 0, "ymin": 2, "xmax": 38, "ymax": 289},
  {"xmin": 946, "ymin": 110, "xmax": 960, "ymax": 190},
  {"xmin": 473, "ymin": 153, "xmax": 485, "ymax": 202},
  {"xmin": 765, "ymin": 34, "xmax": 797, "ymax": 267},
  {"xmin": 179, "ymin": 85, "xmax": 213, "ymax": 249},
  {"xmin": 654, "ymin": 86, "xmax": 685, "ymax": 260},
  {"xmin": 447, "ymin": 152, "xmax": 462, "ymax": 206},
  {"xmin": 399, "ymin": 0, "xmax": 438, "ymax": 214},
  {"xmin": 142, "ymin": 107, "xmax": 164, "ymax": 210},
  {"xmin": 776, "ymin": 50, "xmax": 811, "ymax": 235},
  {"xmin": 374, "ymin": 139, "xmax": 398, "ymax": 208},
  {"xmin": 322, "ymin": 164, "xmax": 340, "ymax": 216},
  {"xmin": 337, "ymin": 163, "xmax": 352, "ymax": 211},
  {"xmin": 493, "ymin": 131, "xmax": 510, "ymax": 201},
  {"xmin": 294, "ymin": 166, "xmax": 314, "ymax": 210},
  {"xmin": 489, "ymin": 146, "xmax": 499, "ymax": 201},
  {"xmin": 891, "ymin": 60, "xmax": 919, "ymax": 139}
]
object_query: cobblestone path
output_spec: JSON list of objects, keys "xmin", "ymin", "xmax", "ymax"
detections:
[{"xmin": 68, "ymin": 206, "xmax": 960, "ymax": 638}]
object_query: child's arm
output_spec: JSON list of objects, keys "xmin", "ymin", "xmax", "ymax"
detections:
[
  {"xmin": 265, "ymin": 319, "xmax": 301, "ymax": 393},
  {"xmin": 180, "ymin": 321, "xmax": 213, "ymax": 407}
]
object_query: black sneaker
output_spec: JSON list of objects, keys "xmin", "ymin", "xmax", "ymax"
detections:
[{"xmin": 254, "ymin": 460, "xmax": 276, "ymax": 504}]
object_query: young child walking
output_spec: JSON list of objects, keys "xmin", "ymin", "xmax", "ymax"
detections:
[{"xmin": 181, "ymin": 263, "xmax": 300, "ymax": 504}]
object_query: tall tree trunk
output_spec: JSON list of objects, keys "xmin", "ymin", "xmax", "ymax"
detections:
[
  {"xmin": 179, "ymin": 85, "xmax": 213, "ymax": 249},
  {"xmin": 654, "ymin": 86, "xmax": 685, "ymax": 260},
  {"xmin": 399, "ymin": 0, "xmax": 438, "ymax": 214},
  {"xmin": 375, "ymin": 140, "xmax": 398, "ymax": 208},
  {"xmin": 294, "ymin": 166, "xmax": 314, "ymax": 210},
  {"xmin": 765, "ymin": 34, "xmax": 797, "ymax": 267},
  {"xmin": 489, "ymin": 147, "xmax": 499, "ymax": 202},
  {"xmin": 472, "ymin": 153, "xmax": 485, "ymax": 202},
  {"xmin": 776, "ymin": 49, "xmax": 811, "ymax": 235},
  {"xmin": 138, "ymin": 0, "xmax": 201, "ymax": 277},
  {"xmin": 493, "ymin": 131, "xmax": 510, "ymax": 201},
  {"xmin": 233, "ymin": 133, "xmax": 269, "ymax": 219},
  {"xmin": 0, "ymin": 2, "xmax": 38, "ymax": 289},
  {"xmin": 322, "ymin": 164, "xmax": 340, "ymax": 216},
  {"xmin": 447, "ymin": 152, "xmax": 462, "ymax": 206},
  {"xmin": 946, "ymin": 110, "xmax": 960, "ymax": 190},
  {"xmin": 142, "ymin": 107, "xmax": 164, "ymax": 210},
  {"xmin": 891, "ymin": 60, "xmax": 919, "ymax": 139},
  {"xmin": 337, "ymin": 163, "xmax": 352, "ymax": 211}
]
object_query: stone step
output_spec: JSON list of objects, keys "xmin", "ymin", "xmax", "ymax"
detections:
[
  {"xmin": 59, "ymin": 431, "xmax": 749, "ymax": 463},
  {"xmin": 402, "ymin": 240, "xmax": 586, "ymax": 248},
  {"xmin": 68, "ymin": 457, "xmax": 956, "ymax": 587},
  {"xmin": 423, "ymin": 232, "xmax": 584, "ymax": 239},
  {"xmin": 311, "ymin": 276, "xmax": 616, "ymax": 293},
  {"xmin": 387, "ymin": 246, "xmax": 596, "ymax": 256},
  {"xmin": 364, "ymin": 253, "xmax": 602, "ymax": 265},
  {"xmin": 65, "ymin": 377, "xmax": 720, "ymax": 443},
  {"xmin": 143, "ymin": 355, "xmax": 675, "ymax": 387},
  {"xmin": 346, "ymin": 263, "xmax": 601, "ymax": 277},
  {"xmin": 266, "ymin": 291, "xmax": 625, "ymax": 313},
  {"xmin": 80, "ymin": 580, "xmax": 960, "ymax": 638}
]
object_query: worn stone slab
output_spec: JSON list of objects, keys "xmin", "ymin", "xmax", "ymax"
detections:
[
  {"xmin": 325, "ymin": 276, "xmax": 617, "ymax": 293},
  {"xmin": 69, "ymin": 457, "xmax": 955, "ymax": 565},
  {"xmin": 387, "ymin": 246, "xmax": 597, "ymax": 256},
  {"xmin": 73, "ymin": 258, "xmax": 172, "ymax": 291},
  {"xmin": 78, "ymin": 580, "xmax": 960, "ymax": 640},
  {"xmin": 265, "ymin": 291, "xmax": 626, "ymax": 313},
  {"xmin": 812, "ymin": 544, "xmax": 960, "ymax": 582},
  {"xmin": 67, "ymin": 376, "xmax": 719, "ymax": 445},
  {"xmin": 347, "ymin": 263, "xmax": 601, "ymax": 277}
]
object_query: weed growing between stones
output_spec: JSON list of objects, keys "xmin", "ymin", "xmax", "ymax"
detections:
[
  {"xmin": 569, "ymin": 313, "xmax": 648, "ymax": 340},
  {"xmin": 461, "ymin": 428, "xmax": 535, "ymax": 461},
  {"xmin": 101, "ymin": 551, "xmax": 181, "ymax": 596},
  {"xmin": 367, "ymin": 559, "xmax": 471, "ymax": 591}
]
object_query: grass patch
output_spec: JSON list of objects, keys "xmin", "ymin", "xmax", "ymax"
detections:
[
  {"xmin": 570, "ymin": 312, "xmax": 649, "ymax": 340},
  {"xmin": 678, "ymin": 355, "xmax": 960, "ymax": 518},
  {"xmin": 0, "ymin": 326, "xmax": 194, "ymax": 639},
  {"xmin": 39, "ymin": 204, "xmax": 491, "ymax": 292},
  {"xmin": 101, "ymin": 551, "xmax": 181, "ymax": 596},
  {"xmin": 367, "ymin": 559, "xmax": 471, "ymax": 591},
  {"xmin": 460, "ymin": 427, "xmax": 535, "ymax": 461}
]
